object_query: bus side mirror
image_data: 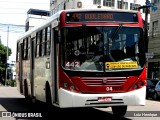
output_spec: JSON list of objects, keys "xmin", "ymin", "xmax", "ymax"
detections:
[{"xmin": 55, "ymin": 30, "xmax": 61, "ymax": 43}]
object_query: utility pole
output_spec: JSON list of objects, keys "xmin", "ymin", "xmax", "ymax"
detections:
[
  {"xmin": 137, "ymin": 0, "xmax": 150, "ymax": 53},
  {"xmin": 5, "ymin": 26, "xmax": 9, "ymax": 86},
  {"xmin": 64, "ymin": 0, "xmax": 66, "ymax": 10}
]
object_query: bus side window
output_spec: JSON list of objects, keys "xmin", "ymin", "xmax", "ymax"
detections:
[
  {"xmin": 26, "ymin": 38, "xmax": 28, "ymax": 60},
  {"xmin": 39, "ymin": 30, "xmax": 42, "ymax": 57},
  {"xmin": 42, "ymin": 29, "xmax": 47, "ymax": 56},
  {"xmin": 36, "ymin": 34, "xmax": 38, "ymax": 57},
  {"xmin": 23, "ymin": 39, "xmax": 28, "ymax": 60},
  {"xmin": 16, "ymin": 42, "xmax": 20, "ymax": 62},
  {"xmin": 28, "ymin": 37, "xmax": 31, "ymax": 59},
  {"xmin": 36, "ymin": 31, "xmax": 42, "ymax": 57},
  {"xmin": 46, "ymin": 26, "xmax": 51, "ymax": 56},
  {"xmin": 22, "ymin": 40, "xmax": 24, "ymax": 59}
]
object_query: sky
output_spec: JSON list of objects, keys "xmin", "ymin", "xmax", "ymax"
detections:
[{"xmin": 0, "ymin": 0, "xmax": 50, "ymax": 63}]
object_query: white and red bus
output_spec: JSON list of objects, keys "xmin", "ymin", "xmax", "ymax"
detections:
[{"xmin": 16, "ymin": 9, "xmax": 147, "ymax": 116}]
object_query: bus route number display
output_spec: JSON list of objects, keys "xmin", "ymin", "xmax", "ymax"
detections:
[{"xmin": 66, "ymin": 11, "xmax": 138, "ymax": 22}]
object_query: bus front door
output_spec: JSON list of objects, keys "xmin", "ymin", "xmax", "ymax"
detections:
[
  {"xmin": 30, "ymin": 37, "xmax": 35, "ymax": 98},
  {"xmin": 19, "ymin": 43, "xmax": 23, "ymax": 93}
]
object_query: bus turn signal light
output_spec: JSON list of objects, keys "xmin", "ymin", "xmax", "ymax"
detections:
[{"xmin": 60, "ymin": 80, "xmax": 80, "ymax": 93}]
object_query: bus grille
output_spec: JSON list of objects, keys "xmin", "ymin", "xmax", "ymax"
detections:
[{"xmin": 81, "ymin": 77, "xmax": 128, "ymax": 86}]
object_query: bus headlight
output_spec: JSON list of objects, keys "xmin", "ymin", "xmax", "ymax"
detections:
[
  {"xmin": 138, "ymin": 81, "xmax": 144, "ymax": 86},
  {"xmin": 64, "ymin": 82, "xmax": 68, "ymax": 88}
]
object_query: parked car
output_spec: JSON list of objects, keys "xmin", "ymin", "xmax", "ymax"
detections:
[
  {"xmin": 146, "ymin": 79, "xmax": 159, "ymax": 99},
  {"xmin": 153, "ymin": 80, "xmax": 160, "ymax": 100}
]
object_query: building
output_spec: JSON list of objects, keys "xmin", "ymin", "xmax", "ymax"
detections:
[
  {"xmin": 25, "ymin": 9, "xmax": 50, "ymax": 31},
  {"xmin": 50, "ymin": 0, "xmax": 149, "ymax": 21},
  {"xmin": 148, "ymin": 0, "xmax": 160, "ymax": 79}
]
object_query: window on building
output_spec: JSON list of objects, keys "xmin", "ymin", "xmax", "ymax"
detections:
[
  {"xmin": 131, "ymin": 3, "xmax": 148, "ymax": 14},
  {"xmin": 60, "ymin": 2, "xmax": 65, "ymax": 10},
  {"xmin": 117, "ymin": 1, "xmax": 128, "ymax": 9},
  {"xmin": 148, "ymin": 62, "xmax": 160, "ymax": 79},
  {"xmin": 93, "ymin": 0, "xmax": 101, "ymax": 5},
  {"xmin": 142, "ymin": 7, "xmax": 150, "ymax": 14},
  {"xmin": 152, "ymin": 21, "xmax": 158, "ymax": 37},
  {"xmin": 153, "ymin": 0, "xmax": 160, "ymax": 4},
  {"xmin": 103, "ymin": 0, "xmax": 114, "ymax": 7}
]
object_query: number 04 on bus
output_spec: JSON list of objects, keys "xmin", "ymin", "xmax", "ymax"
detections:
[{"xmin": 16, "ymin": 9, "xmax": 147, "ymax": 117}]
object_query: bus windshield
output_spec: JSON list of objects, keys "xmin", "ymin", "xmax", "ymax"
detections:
[{"xmin": 61, "ymin": 26, "xmax": 145, "ymax": 72}]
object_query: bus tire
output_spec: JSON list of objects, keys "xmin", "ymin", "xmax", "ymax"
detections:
[
  {"xmin": 24, "ymin": 81, "xmax": 30, "ymax": 103},
  {"xmin": 111, "ymin": 106, "xmax": 127, "ymax": 117},
  {"xmin": 45, "ymin": 83, "xmax": 52, "ymax": 107},
  {"xmin": 31, "ymin": 96, "xmax": 36, "ymax": 104}
]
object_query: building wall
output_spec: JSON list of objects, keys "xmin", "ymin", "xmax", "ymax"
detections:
[
  {"xmin": 25, "ymin": 9, "xmax": 50, "ymax": 31},
  {"xmin": 148, "ymin": 0, "xmax": 160, "ymax": 79},
  {"xmin": 149, "ymin": 0, "xmax": 160, "ymax": 37},
  {"xmin": 26, "ymin": 17, "xmax": 48, "ymax": 31},
  {"xmin": 50, "ymin": 0, "xmax": 147, "ymax": 17}
]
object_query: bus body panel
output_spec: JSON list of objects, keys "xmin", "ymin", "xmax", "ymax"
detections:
[
  {"xmin": 34, "ymin": 57, "xmax": 51, "ymax": 102},
  {"xmin": 58, "ymin": 86, "xmax": 146, "ymax": 108}
]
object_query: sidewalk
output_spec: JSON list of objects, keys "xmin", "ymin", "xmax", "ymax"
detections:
[{"xmin": 0, "ymin": 86, "xmax": 24, "ymax": 98}]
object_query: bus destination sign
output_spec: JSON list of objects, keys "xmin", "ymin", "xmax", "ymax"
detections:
[{"xmin": 66, "ymin": 11, "xmax": 138, "ymax": 23}]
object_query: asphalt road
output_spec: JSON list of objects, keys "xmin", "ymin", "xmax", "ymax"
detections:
[{"xmin": 0, "ymin": 86, "xmax": 160, "ymax": 120}]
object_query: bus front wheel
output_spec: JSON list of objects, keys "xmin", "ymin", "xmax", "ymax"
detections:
[
  {"xmin": 111, "ymin": 106, "xmax": 127, "ymax": 117},
  {"xmin": 24, "ymin": 81, "xmax": 31, "ymax": 103},
  {"xmin": 45, "ymin": 83, "xmax": 52, "ymax": 106}
]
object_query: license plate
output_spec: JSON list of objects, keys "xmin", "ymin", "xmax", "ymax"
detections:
[{"xmin": 98, "ymin": 97, "xmax": 112, "ymax": 102}]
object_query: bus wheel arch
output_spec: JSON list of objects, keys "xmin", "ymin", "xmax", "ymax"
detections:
[
  {"xmin": 111, "ymin": 105, "xmax": 127, "ymax": 117},
  {"xmin": 45, "ymin": 81, "xmax": 52, "ymax": 106}
]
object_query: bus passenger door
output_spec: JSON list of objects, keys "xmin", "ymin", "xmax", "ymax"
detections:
[
  {"xmin": 30, "ymin": 37, "xmax": 35, "ymax": 98},
  {"xmin": 19, "ymin": 43, "xmax": 23, "ymax": 93},
  {"xmin": 51, "ymin": 28, "xmax": 59, "ymax": 104}
]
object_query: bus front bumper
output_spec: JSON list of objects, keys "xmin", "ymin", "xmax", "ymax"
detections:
[{"xmin": 58, "ymin": 86, "xmax": 146, "ymax": 108}]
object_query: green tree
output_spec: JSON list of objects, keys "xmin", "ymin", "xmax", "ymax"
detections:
[{"xmin": 0, "ymin": 39, "xmax": 12, "ymax": 79}]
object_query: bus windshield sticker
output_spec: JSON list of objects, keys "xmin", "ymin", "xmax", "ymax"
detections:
[{"xmin": 105, "ymin": 61, "xmax": 138, "ymax": 69}]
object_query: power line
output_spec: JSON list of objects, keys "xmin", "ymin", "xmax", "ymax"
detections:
[
  {"xmin": 0, "ymin": 0, "xmax": 49, "ymax": 4},
  {"xmin": 0, "ymin": 7, "xmax": 29, "ymax": 10},
  {"xmin": 0, "ymin": 23, "xmax": 25, "ymax": 33},
  {"xmin": 0, "ymin": 23, "xmax": 25, "ymax": 27},
  {"xmin": 0, "ymin": 13, "xmax": 26, "ymax": 14}
]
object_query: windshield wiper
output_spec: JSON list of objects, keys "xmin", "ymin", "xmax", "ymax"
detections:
[
  {"xmin": 111, "ymin": 23, "xmax": 123, "ymax": 42},
  {"xmin": 106, "ymin": 24, "xmax": 123, "ymax": 62}
]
